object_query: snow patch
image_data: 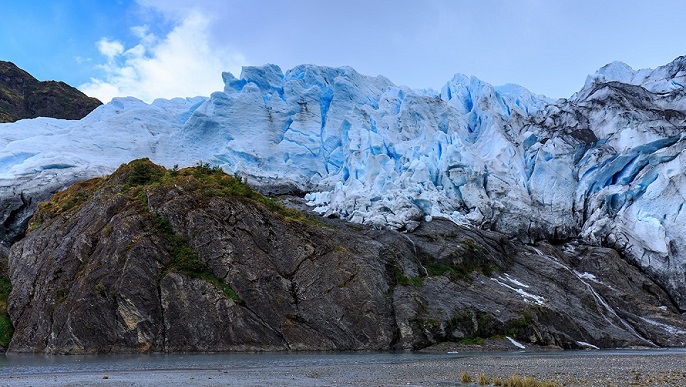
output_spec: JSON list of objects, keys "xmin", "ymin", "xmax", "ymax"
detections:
[
  {"xmin": 639, "ymin": 317, "xmax": 686, "ymax": 335},
  {"xmin": 576, "ymin": 341, "xmax": 599, "ymax": 349},
  {"xmin": 491, "ymin": 277, "xmax": 545, "ymax": 305},
  {"xmin": 502, "ymin": 273, "xmax": 530, "ymax": 288},
  {"xmin": 506, "ymin": 336, "xmax": 526, "ymax": 349},
  {"xmin": 575, "ymin": 272, "xmax": 597, "ymax": 281}
]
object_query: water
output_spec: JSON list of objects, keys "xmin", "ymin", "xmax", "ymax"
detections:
[
  {"xmin": 2, "ymin": 349, "xmax": 686, "ymax": 386},
  {"xmin": 0, "ymin": 352, "xmax": 464, "ymax": 386},
  {"xmin": 0, "ymin": 351, "xmax": 451, "ymax": 376}
]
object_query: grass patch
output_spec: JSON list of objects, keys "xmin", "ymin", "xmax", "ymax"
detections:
[
  {"xmin": 393, "ymin": 266, "xmax": 424, "ymax": 286},
  {"xmin": 472, "ymin": 372, "xmax": 559, "ymax": 387},
  {"xmin": 418, "ymin": 238, "xmax": 496, "ymax": 284},
  {"xmin": 458, "ymin": 336, "xmax": 485, "ymax": 345},
  {"xmin": 425, "ymin": 261, "xmax": 491, "ymax": 282},
  {"xmin": 461, "ymin": 239, "xmax": 483, "ymax": 251},
  {"xmin": 102, "ymin": 225, "xmax": 113, "ymax": 237},
  {"xmin": 424, "ymin": 246, "xmax": 496, "ymax": 283},
  {"xmin": 447, "ymin": 309, "xmax": 538, "ymax": 348},
  {"xmin": 95, "ymin": 282, "xmax": 106, "ymax": 297},
  {"xmin": 204, "ymin": 275, "xmax": 242, "ymax": 304},
  {"xmin": 28, "ymin": 177, "xmax": 104, "ymax": 230},
  {"xmin": 125, "ymin": 160, "xmax": 323, "ymax": 226},
  {"xmin": 29, "ymin": 159, "xmax": 324, "ymax": 236},
  {"xmin": 0, "ymin": 276, "xmax": 13, "ymax": 347}
]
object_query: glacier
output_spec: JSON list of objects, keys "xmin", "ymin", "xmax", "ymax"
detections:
[{"xmin": 2, "ymin": 57, "xmax": 686, "ymax": 308}]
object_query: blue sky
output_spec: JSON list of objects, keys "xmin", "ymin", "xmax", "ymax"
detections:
[{"xmin": 2, "ymin": 0, "xmax": 686, "ymax": 102}]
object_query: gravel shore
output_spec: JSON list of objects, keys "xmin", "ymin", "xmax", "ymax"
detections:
[{"xmin": 2, "ymin": 350, "xmax": 686, "ymax": 386}]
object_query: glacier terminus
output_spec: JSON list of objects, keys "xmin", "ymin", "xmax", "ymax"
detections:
[{"xmin": 2, "ymin": 57, "xmax": 686, "ymax": 310}]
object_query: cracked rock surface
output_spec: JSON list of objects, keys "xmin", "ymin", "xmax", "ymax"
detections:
[{"xmin": 6, "ymin": 160, "xmax": 686, "ymax": 353}]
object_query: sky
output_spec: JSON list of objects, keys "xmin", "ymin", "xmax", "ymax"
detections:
[{"xmin": 1, "ymin": 0, "xmax": 686, "ymax": 103}]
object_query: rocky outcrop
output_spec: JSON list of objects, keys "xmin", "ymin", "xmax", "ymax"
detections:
[
  {"xmin": 0, "ymin": 169, "xmax": 105, "ymax": 261},
  {"xmin": 6, "ymin": 160, "xmax": 686, "ymax": 354},
  {"xmin": 0, "ymin": 61, "xmax": 101, "ymax": 123}
]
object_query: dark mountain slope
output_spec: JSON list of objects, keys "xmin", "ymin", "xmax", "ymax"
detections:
[{"xmin": 0, "ymin": 61, "xmax": 101, "ymax": 123}]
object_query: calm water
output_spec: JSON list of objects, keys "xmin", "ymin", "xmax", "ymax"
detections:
[
  {"xmin": 0, "ymin": 351, "xmax": 454, "ymax": 376},
  {"xmin": 2, "ymin": 349, "xmax": 686, "ymax": 386}
]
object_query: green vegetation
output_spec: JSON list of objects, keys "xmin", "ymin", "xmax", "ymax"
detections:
[
  {"xmin": 28, "ymin": 177, "xmax": 104, "ymax": 231},
  {"xmin": 461, "ymin": 239, "xmax": 483, "ymax": 251},
  {"xmin": 461, "ymin": 371, "xmax": 474, "ymax": 383},
  {"xmin": 55, "ymin": 288, "xmax": 68, "ymax": 306},
  {"xmin": 29, "ymin": 158, "xmax": 322, "ymax": 235},
  {"xmin": 422, "ymin": 240, "xmax": 496, "ymax": 283},
  {"xmin": 127, "ymin": 159, "xmax": 164, "ymax": 186},
  {"xmin": 153, "ymin": 216, "xmax": 207, "ymax": 274},
  {"xmin": 478, "ymin": 373, "xmax": 491, "ymax": 385},
  {"xmin": 95, "ymin": 282, "xmax": 107, "ymax": 297},
  {"xmin": 393, "ymin": 265, "xmax": 424, "ymax": 286},
  {"xmin": 203, "ymin": 275, "xmax": 242, "ymax": 304},
  {"xmin": 449, "ymin": 310, "xmax": 505, "ymax": 344},
  {"xmin": 443, "ymin": 309, "xmax": 536, "ymax": 351},
  {"xmin": 490, "ymin": 374, "xmax": 559, "ymax": 387},
  {"xmin": 457, "ymin": 372, "xmax": 560, "ymax": 386},
  {"xmin": 392, "ymin": 238, "xmax": 497, "ymax": 288},
  {"xmin": 506, "ymin": 311, "xmax": 533, "ymax": 336},
  {"xmin": 152, "ymin": 214, "xmax": 243, "ymax": 304},
  {"xmin": 135, "ymin": 190, "xmax": 148, "ymax": 206},
  {"xmin": 123, "ymin": 159, "xmax": 321, "ymax": 225},
  {"xmin": 426, "ymin": 262, "xmax": 465, "ymax": 280},
  {"xmin": 458, "ymin": 336, "xmax": 485, "ymax": 345},
  {"xmin": 0, "ymin": 276, "xmax": 13, "ymax": 347},
  {"xmin": 102, "ymin": 225, "xmax": 113, "ymax": 237}
]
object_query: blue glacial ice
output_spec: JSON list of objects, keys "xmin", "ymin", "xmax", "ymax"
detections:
[{"xmin": 2, "ymin": 58, "xmax": 686, "ymax": 307}]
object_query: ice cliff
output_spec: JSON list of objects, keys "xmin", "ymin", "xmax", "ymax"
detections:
[{"xmin": 2, "ymin": 57, "xmax": 686, "ymax": 308}]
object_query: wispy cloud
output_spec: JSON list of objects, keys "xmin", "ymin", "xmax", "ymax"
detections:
[{"xmin": 79, "ymin": 9, "xmax": 245, "ymax": 103}]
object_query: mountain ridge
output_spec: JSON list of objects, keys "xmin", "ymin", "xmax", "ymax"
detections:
[{"xmin": 0, "ymin": 61, "xmax": 102, "ymax": 123}]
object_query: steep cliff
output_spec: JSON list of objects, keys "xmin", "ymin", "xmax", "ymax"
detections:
[{"xmin": 6, "ymin": 160, "xmax": 686, "ymax": 353}]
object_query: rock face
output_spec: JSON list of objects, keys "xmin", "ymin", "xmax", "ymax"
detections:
[
  {"xmin": 7, "ymin": 160, "xmax": 686, "ymax": 353},
  {"xmin": 0, "ymin": 61, "xmax": 102, "ymax": 123}
]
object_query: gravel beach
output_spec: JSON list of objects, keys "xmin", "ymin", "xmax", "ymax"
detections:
[{"xmin": 2, "ymin": 350, "xmax": 686, "ymax": 386}]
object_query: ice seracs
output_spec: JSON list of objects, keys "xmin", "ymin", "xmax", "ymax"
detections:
[{"xmin": 583, "ymin": 56, "xmax": 686, "ymax": 94}]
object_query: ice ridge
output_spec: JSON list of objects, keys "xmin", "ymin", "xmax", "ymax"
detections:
[{"xmin": 3, "ymin": 58, "xmax": 686, "ymax": 309}]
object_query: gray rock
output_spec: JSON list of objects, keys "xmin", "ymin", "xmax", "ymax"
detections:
[{"xmin": 6, "ymin": 161, "xmax": 686, "ymax": 353}]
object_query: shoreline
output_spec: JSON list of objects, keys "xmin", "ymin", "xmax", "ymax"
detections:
[{"xmin": 2, "ymin": 349, "xmax": 686, "ymax": 386}]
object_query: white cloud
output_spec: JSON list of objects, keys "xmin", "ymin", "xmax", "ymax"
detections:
[
  {"xmin": 96, "ymin": 39, "xmax": 125, "ymax": 59},
  {"xmin": 79, "ymin": 10, "xmax": 245, "ymax": 103}
]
